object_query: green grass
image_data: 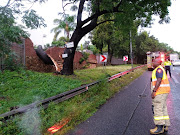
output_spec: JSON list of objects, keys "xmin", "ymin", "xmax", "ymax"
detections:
[
  {"xmin": 72, "ymin": 65, "xmax": 135, "ymax": 83},
  {"xmin": 0, "ymin": 70, "xmax": 82, "ymax": 114},
  {"xmin": 0, "ymin": 64, "xmax": 146, "ymax": 135}
]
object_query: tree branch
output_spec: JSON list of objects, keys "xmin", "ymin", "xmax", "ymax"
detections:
[
  {"xmin": 114, "ymin": 0, "xmax": 123, "ymax": 11},
  {"xmin": 81, "ymin": 17, "xmax": 98, "ymax": 37},
  {"xmin": 5, "ymin": 0, "xmax": 11, "ymax": 7},
  {"xmin": 97, "ymin": 19, "xmax": 114, "ymax": 26},
  {"xmin": 62, "ymin": 0, "xmax": 77, "ymax": 13},
  {"xmin": 80, "ymin": 0, "xmax": 124, "ymax": 27},
  {"xmin": 81, "ymin": 9, "xmax": 123, "ymax": 28},
  {"xmin": 77, "ymin": 0, "xmax": 85, "ymax": 26},
  {"xmin": 2, "ymin": 0, "xmax": 11, "ymax": 12}
]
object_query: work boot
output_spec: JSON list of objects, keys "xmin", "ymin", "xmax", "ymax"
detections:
[
  {"xmin": 150, "ymin": 125, "xmax": 164, "ymax": 134},
  {"xmin": 164, "ymin": 126, "xmax": 168, "ymax": 132}
]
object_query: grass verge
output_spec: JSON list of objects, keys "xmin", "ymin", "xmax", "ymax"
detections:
[{"xmin": 0, "ymin": 65, "xmax": 146, "ymax": 135}]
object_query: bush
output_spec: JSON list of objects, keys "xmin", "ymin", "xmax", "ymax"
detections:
[
  {"xmin": 79, "ymin": 52, "xmax": 89, "ymax": 64},
  {"xmin": 4, "ymin": 52, "xmax": 22, "ymax": 71}
]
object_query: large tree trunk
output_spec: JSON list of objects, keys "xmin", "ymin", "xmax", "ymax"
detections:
[
  {"xmin": 61, "ymin": 14, "xmax": 98, "ymax": 75},
  {"xmin": 60, "ymin": 29, "xmax": 82, "ymax": 75}
]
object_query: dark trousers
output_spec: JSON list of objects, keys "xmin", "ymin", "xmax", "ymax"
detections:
[{"xmin": 165, "ymin": 66, "xmax": 171, "ymax": 77}]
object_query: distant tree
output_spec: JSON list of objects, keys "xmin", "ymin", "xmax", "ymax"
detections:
[
  {"xmin": 87, "ymin": 45, "xmax": 99, "ymax": 55},
  {"xmin": 92, "ymin": 18, "xmax": 138, "ymax": 64},
  {"xmin": 51, "ymin": 15, "xmax": 76, "ymax": 41},
  {"xmin": 134, "ymin": 31, "xmax": 176, "ymax": 63},
  {"xmin": 52, "ymin": 36, "xmax": 69, "ymax": 47}
]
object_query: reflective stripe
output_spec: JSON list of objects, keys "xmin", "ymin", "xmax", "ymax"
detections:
[
  {"xmin": 152, "ymin": 84, "xmax": 170, "ymax": 88},
  {"xmin": 160, "ymin": 84, "xmax": 170, "ymax": 87},
  {"xmin": 152, "ymin": 79, "xmax": 157, "ymax": 81},
  {"xmin": 163, "ymin": 116, "xmax": 170, "ymax": 120},
  {"xmin": 154, "ymin": 116, "xmax": 169, "ymax": 120}
]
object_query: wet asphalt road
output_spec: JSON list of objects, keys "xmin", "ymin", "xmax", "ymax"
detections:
[{"xmin": 66, "ymin": 66, "xmax": 180, "ymax": 135}]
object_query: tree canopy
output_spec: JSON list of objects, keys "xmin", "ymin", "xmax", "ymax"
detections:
[{"xmin": 60, "ymin": 0, "xmax": 171, "ymax": 75}]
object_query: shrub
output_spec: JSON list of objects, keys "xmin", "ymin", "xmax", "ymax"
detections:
[
  {"xmin": 79, "ymin": 52, "xmax": 89, "ymax": 64},
  {"xmin": 4, "ymin": 52, "xmax": 22, "ymax": 71}
]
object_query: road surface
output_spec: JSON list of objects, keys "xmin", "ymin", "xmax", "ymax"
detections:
[{"xmin": 66, "ymin": 66, "xmax": 180, "ymax": 135}]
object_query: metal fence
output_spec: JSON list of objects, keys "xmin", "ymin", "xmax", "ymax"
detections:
[{"xmin": 0, "ymin": 39, "xmax": 25, "ymax": 71}]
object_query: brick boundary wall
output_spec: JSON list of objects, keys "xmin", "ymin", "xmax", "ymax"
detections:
[{"xmin": 25, "ymin": 38, "xmax": 97, "ymax": 72}]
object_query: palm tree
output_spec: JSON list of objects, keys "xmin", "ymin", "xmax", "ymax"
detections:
[{"xmin": 51, "ymin": 15, "xmax": 76, "ymax": 42}]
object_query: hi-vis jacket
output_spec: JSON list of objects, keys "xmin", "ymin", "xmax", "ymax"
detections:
[
  {"xmin": 164, "ymin": 61, "xmax": 171, "ymax": 66},
  {"xmin": 152, "ymin": 65, "xmax": 170, "ymax": 96}
]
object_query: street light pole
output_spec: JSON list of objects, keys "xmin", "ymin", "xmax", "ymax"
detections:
[{"xmin": 130, "ymin": 30, "xmax": 133, "ymax": 69}]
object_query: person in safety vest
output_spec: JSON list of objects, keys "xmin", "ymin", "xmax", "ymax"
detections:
[
  {"xmin": 150, "ymin": 58, "xmax": 171, "ymax": 134},
  {"xmin": 164, "ymin": 58, "xmax": 172, "ymax": 78}
]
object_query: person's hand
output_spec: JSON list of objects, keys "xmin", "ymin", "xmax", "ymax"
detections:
[{"xmin": 151, "ymin": 92, "xmax": 156, "ymax": 99}]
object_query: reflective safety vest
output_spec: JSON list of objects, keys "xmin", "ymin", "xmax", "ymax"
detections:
[
  {"xmin": 152, "ymin": 65, "xmax": 170, "ymax": 96},
  {"xmin": 164, "ymin": 61, "xmax": 171, "ymax": 66}
]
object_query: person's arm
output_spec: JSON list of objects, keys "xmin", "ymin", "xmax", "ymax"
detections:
[
  {"xmin": 151, "ymin": 68, "xmax": 163, "ymax": 99},
  {"xmin": 151, "ymin": 78, "xmax": 162, "ymax": 99},
  {"xmin": 170, "ymin": 61, "xmax": 172, "ymax": 66}
]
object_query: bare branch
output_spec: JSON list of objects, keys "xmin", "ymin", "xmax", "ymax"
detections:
[
  {"xmin": 62, "ymin": 0, "xmax": 77, "ymax": 13},
  {"xmin": 2, "ymin": 0, "xmax": 11, "ymax": 12},
  {"xmin": 9, "ymin": 0, "xmax": 16, "ymax": 6},
  {"xmin": 5, "ymin": 0, "xmax": 11, "ymax": 7},
  {"xmin": 27, "ymin": 2, "xmax": 35, "ymax": 10}
]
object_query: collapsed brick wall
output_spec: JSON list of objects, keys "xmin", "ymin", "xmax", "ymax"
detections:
[
  {"xmin": 25, "ymin": 38, "xmax": 55, "ymax": 72},
  {"xmin": 9, "ymin": 38, "xmax": 98, "ymax": 72},
  {"xmin": 46, "ymin": 47, "xmax": 98, "ymax": 70},
  {"xmin": 24, "ymin": 38, "xmax": 97, "ymax": 72},
  {"xmin": 45, "ymin": 47, "xmax": 65, "ymax": 72}
]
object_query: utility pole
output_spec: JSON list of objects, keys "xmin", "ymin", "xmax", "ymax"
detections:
[{"xmin": 130, "ymin": 30, "xmax": 133, "ymax": 69}]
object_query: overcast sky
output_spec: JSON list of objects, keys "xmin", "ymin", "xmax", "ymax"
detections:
[
  {"xmin": 142, "ymin": 0, "xmax": 180, "ymax": 52},
  {"xmin": 1, "ymin": 0, "xmax": 180, "ymax": 52}
]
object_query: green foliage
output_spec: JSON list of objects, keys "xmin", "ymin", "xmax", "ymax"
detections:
[
  {"xmin": 80, "ymin": 44, "xmax": 84, "ymax": 52},
  {"xmin": 51, "ymin": 36, "xmax": 69, "ymax": 47},
  {"xmin": 92, "ymin": 18, "xmax": 138, "ymax": 58},
  {"xmin": 79, "ymin": 52, "xmax": 89, "ymax": 64},
  {"xmin": 0, "ymin": 0, "xmax": 46, "ymax": 63},
  {"xmin": 51, "ymin": 15, "xmax": 76, "ymax": 41},
  {"xmin": 87, "ymin": 45, "xmax": 99, "ymax": 55},
  {"xmin": 134, "ymin": 31, "xmax": 176, "ymax": 63},
  {"xmin": 64, "ymin": 0, "xmax": 171, "ymax": 28},
  {"xmin": 3, "ymin": 52, "xmax": 22, "ymax": 71},
  {"xmin": 22, "ymin": 10, "xmax": 46, "ymax": 29}
]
